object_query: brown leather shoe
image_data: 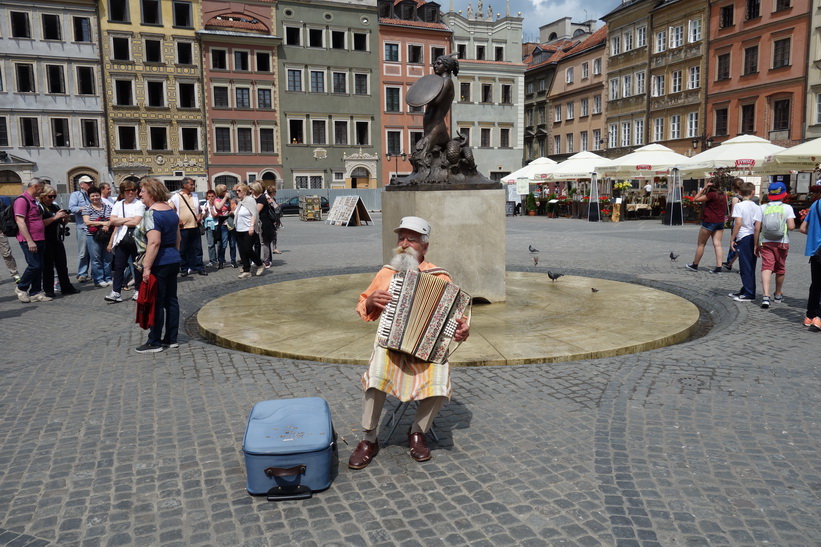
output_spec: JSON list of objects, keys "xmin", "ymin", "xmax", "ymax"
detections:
[
  {"xmin": 348, "ymin": 440, "xmax": 379, "ymax": 469},
  {"xmin": 408, "ymin": 432, "xmax": 431, "ymax": 462}
]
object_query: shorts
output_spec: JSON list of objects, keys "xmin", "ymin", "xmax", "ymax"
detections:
[
  {"xmin": 701, "ymin": 221, "xmax": 724, "ymax": 232},
  {"xmin": 759, "ymin": 242, "xmax": 789, "ymax": 274}
]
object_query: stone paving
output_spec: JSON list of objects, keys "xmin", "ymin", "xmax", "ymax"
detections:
[{"xmin": 1, "ymin": 214, "xmax": 820, "ymax": 546}]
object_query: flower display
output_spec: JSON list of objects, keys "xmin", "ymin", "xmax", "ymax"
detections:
[{"xmin": 613, "ymin": 181, "xmax": 632, "ymax": 191}]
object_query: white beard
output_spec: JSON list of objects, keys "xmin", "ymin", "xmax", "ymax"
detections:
[{"xmin": 389, "ymin": 246, "xmax": 421, "ymax": 271}]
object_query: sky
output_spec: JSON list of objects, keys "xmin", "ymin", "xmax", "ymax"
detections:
[{"xmin": 453, "ymin": 0, "xmax": 623, "ymax": 43}]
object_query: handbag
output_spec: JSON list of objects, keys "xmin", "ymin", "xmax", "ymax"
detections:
[
  {"xmin": 115, "ymin": 201, "xmax": 137, "ymax": 250},
  {"xmin": 92, "ymin": 227, "xmax": 110, "ymax": 244}
]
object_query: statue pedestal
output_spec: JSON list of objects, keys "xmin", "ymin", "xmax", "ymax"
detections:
[{"xmin": 382, "ymin": 189, "xmax": 506, "ymax": 302}]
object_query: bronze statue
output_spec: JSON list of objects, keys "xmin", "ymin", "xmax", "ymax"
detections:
[{"xmin": 388, "ymin": 55, "xmax": 498, "ymax": 190}]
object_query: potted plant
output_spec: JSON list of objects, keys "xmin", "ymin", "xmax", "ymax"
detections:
[
  {"xmin": 545, "ymin": 192, "xmax": 558, "ymax": 218},
  {"xmin": 526, "ymin": 192, "xmax": 537, "ymax": 216}
]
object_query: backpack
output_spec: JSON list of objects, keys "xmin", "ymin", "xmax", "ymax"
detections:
[
  {"xmin": 0, "ymin": 196, "xmax": 26, "ymax": 237},
  {"xmin": 761, "ymin": 203, "xmax": 788, "ymax": 240}
]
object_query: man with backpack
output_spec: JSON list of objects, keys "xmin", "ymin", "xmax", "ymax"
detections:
[
  {"xmin": 0, "ymin": 197, "xmax": 21, "ymax": 283},
  {"xmin": 755, "ymin": 181, "xmax": 796, "ymax": 309}
]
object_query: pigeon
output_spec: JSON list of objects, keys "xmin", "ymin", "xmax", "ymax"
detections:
[
  {"xmin": 533, "ymin": 256, "xmax": 539, "ymax": 266},
  {"xmin": 547, "ymin": 271, "xmax": 564, "ymax": 282},
  {"xmin": 591, "ymin": 288, "xmax": 599, "ymax": 293},
  {"xmin": 529, "ymin": 245, "xmax": 539, "ymax": 253},
  {"xmin": 669, "ymin": 251, "xmax": 679, "ymax": 261}
]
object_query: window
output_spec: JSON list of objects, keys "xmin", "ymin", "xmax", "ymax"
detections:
[
  {"xmin": 353, "ymin": 33, "xmax": 367, "ymax": 51},
  {"xmin": 260, "ymin": 128, "xmax": 275, "ymax": 153},
  {"xmin": 331, "ymin": 30, "xmax": 345, "ymax": 49},
  {"xmin": 636, "ymin": 26, "xmax": 647, "ymax": 48},
  {"xmin": 623, "ymin": 74, "xmax": 632, "ymax": 97},
  {"xmin": 636, "ymin": 71, "xmax": 645, "ymax": 94},
  {"xmin": 566, "ymin": 103, "xmax": 574, "ymax": 120},
  {"xmin": 385, "ymin": 87, "xmax": 400, "ymax": 112},
  {"xmin": 611, "ymin": 35, "xmax": 621, "ymax": 56},
  {"xmin": 743, "ymin": 45, "xmax": 758, "ymax": 74},
  {"xmin": 334, "ymin": 120, "xmax": 348, "ymax": 145},
  {"xmin": 73, "ymin": 17, "xmax": 92, "ymax": 42},
  {"xmin": 500, "ymin": 128, "xmax": 510, "ymax": 148},
  {"xmin": 354, "ymin": 73, "xmax": 368, "ymax": 95},
  {"xmin": 526, "ymin": 81, "xmax": 534, "ymax": 95},
  {"xmin": 51, "ymin": 118, "xmax": 70, "ymax": 147},
  {"xmin": 16, "ymin": 64, "xmax": 36, "ymax": 93},
  {"xmin": 624, "ymin": 31, "xmax": 633, "ymax": 52},
  {"xmin": 258, "ymin": 88, "xmax": 272, "ymax": 109},
  {"xmin": 479, "ymin": 128, "xmax": 490, "ymax": 148},
  {"xmin": 688, "ymin": 66, "xmax": 700, "ymax": 89},
  {"xmin": 410, "ymin": 130, "xmax": 423, "ymax": 148},
  {"xmin": 211, "ymin": 49, "xmax": 227, "ymax": 69},
  {"xmin": 109, "ymin": 0, "xmax": 130, "ymax": 22},
  {"xmin": 145, "ymin": 39, "xmax": 162, "ymax": 63},
  {"xmin": 565, "ymin": 67, "xmax": 574, "ymax": 84},
  {"xmin": 773, "ymin": 38, "xmax": 790, "ymax": 68},
  {"xmin": 656, "ymin": 31, "xmax": 667, "ymax": 53},
  {"xmin": 177, "ymin": 42, "xmax": 193, "ymax": 65},
  {"xmin": 653, "ymin": 118, "xmax": 664, "ymax": 142},
  {"xmin": 309, "ymin": 71, "xmax": 324, "ymax": 93},
  {"xmin": 234, "ymin": 51, "xmax": 249, "ymax": 71},
  {"xmin": 581, "ymin": 131, "xmax": 588, "ymax": 151},
  {"xmin": 671, "ymin": 70, "xmax": 682, "ymax": 93},
  {"xmin": 235, "ymin": 88, "xmax": 250, "ymax": 108},
  {"xmin": 634, "ymin": 120, "xmax": 644, "ymax": 145},
  {"xmin": 215, "ymin": 127, "xmax": 231, "ymax": 152},
  {"xmin": 717, "ymin": 54, "xmax": 730, "ymax": 80},
  {"xmin": 817, "ymin": 94, "xmax": 821, "ymax": 124},
  {"xmin": 42, "ymin": 14, "xmax": 62, "ymax": 40},
  {"xmin": 384, "ymin": 43, "xmax": 399, "ymax": 62},
  {"xmin": 237, "ymin": 127, "xmax": 252, "ymax": 152},
  {"xmin": 593, "ymin": 58, "xmax": 602, "ymax": 75},
  {"xmin": 172, "ymin": 1, "xmax": 192, "ymax": 27},
  {"xmin": 621, "ymin": 122, "xmax": 631, "ymax": 147},
  {"xmin": 745, "ymin": 0, "xmax": 760, "ymax": 20},
  {"xmin": 81, "ymin": 119, "xmax": 98, "ymax": 147},
  {"xmin": 309, "ymin": 28, "xmax": 323, "ymax": 48},
  {"xmin": 775, "ymin": 0, "xmax": 791, "ymax": 10},
  {"xmin": 719, "ymin": 5, "xmax": 734, "ymax": 28},
  {"xmin": 476, "ymin": 45, "xmax": 485, "ymax": 60},
  {"xmin": 11, "ymin": 12, "xmax": 32, "ymax": 38},
  {"xmin": 593, "ymin": 95, "xmax": 601, "ymax": 114},
  {"xmin": 386, "ymin": 131, "xmax": 401, "ymax": 155},
  {"xmin": 554, "ymin": 105, "xmax": 562, "ymax": 122},
  {"xmin": 285, "ymin": 27, "xmax": 301, "ymax": 46},
  {"xmin": 651, "ymin": 74, "xmax": 665, "ymax": 97},
  {"xmin": 670, "ymin": 115, "xmax": 680, "ymax": 139},
  {"xmin": 582, "ymin": 62, "xmax": 589, "ymax": 79},
  {"xmin": 593, "ymin": 129, "xmax": 601, "ymax": 150},
  {"xmin": 178, "ymin": 83, "xmax": 196, "ymax": 108},
  {"xmin": 256, "ymin": 52, "xmax": 271, "ymax": 72},
  {"xmin": 715, "ymin": 108, "xmax": 729, "ymax": 135},
  {"xmin": 773, "ymin": 99, "xmax": 789, "ymax": 131},
  {"xmin": 213, "ymin": 86, "xmax": 228, "ymax": 107},
  {"xmin": 142, "ymin": 0, "xmax": 161, "ymax": 24},
  {"xmin": 581, "ymin": 98, "xmax": 589, "ymax": 117},
  {"xmin": 118, "ymin": 126, "xmax": 137, "ymax": 149},
  {"xmin": 408, "ymin": 45, "xmax": 422, "ymax": 64},
  {"xmin": 460, "ymin": 82, "xmax": 471, "ymax": 102},
  {"xmin": 431, "ymin": 46, "xmax": 445, "ymax": 60},
  {"xmin": 481, "ymin": 83, "xmax": 492, "ymax": 103},
  {"xmin": 146, "ymin": 81, "xmax": 165, "ymax": 107},
  {"xmin": 112, "ymin": 37, "xmax": 131, "ymax": 61},
  {"xmin": 609, "ymin": 78, "xmax": 619, "ymax": 101},
  {"xmin": 46, "ymin": 65, "xmax": 65, "ymax": 94},
  {"xmin": 332, "ymin": 72, "xmax": 346, "ymax": 94},
  {"xmin": 287, "ymin": 69, "xmax": 302, "ymax": 92},
  {"xmin": 669, "ymin": 25, "xmax": 683, "ymax": 48},
  {"xmin": 687, "ymin": 112, "xmax": 698, "ymax": 138},
  {"xmin": 457, "ymin": 44, "xmax": 466, "ymax": 59},
  {"xmin": 355, "ymin": 121, "xmax": 369, "ymax": 145},
  {"xmin": 289, "ymin": 119, "xmax": 304, "ymax": 144},
  {"xmin": 115, "ymin": 80, "xmax": 133, "ymax": 105},
  {"xmin": 688, "ymin": 19, "xmax": 702, "ymax": 42},
  {"xmin": 608, "ymin": 124, "xmax": 617, "ymax": 148},
  {"xmin": 554, "ymin": 135, "xmax": 561, "ymax": 155},
  {"xmin": 20, "ymin": 118, "xmax": 40, "ymax": 146},
  {"xmin": 495, "ymin": 46, "xmax": 504, "ymax": 61},
  {"xmin": 501, "ymin": 84, "xmax": 511, "ymax": 104},
  {"xmin": 539, "ymin": 107, "xmax": 545, "ymax": 124},
  {"xmin": 180, "ymin": 127, "xmax": 198, "ymax": 151}
]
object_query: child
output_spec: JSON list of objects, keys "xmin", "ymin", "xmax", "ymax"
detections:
[
  {"xmin": 728, "ymin": 182, "xmax": 761, "ymax": 302},
  {"xmin": 755, "ymin": 182, "xmax": 796, "ymax": 309}
]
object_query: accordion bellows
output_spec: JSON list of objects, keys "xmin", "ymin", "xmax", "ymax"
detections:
[{"xmin": 377, "ymin": 269, "xmax": 471, "ymax": 363}]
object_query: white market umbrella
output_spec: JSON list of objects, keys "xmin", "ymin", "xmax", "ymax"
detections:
[
  {"xmin": 550, "ymin": 151, "xmax": 610, "ymax": 180},
  {"xmin": 761, "ymin": 137, "xmax": 821, "ymax": 172},
  {"xmin": 501, "ymin": 157, "xmax": 557, "ymax": 184},
  {"xmin": 596, "ymin": 144, "xmax": 690, "ymax": 179},
  {"xmin": 679, "ymin": 134, "xmax": 785, "ymax": 177}
]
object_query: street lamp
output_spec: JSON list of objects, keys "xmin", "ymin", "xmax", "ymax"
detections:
[
  {"xmin": 692, "ymin": 135, "xmax": 713, "ymax": 150},
  {"xmin": 385, "ymin": 151, "xmax": 407, "ymax": 177}
]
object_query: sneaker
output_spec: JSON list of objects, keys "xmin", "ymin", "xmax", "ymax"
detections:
[
  {"xmin": 162, "ymin": 342, "xmax": 179, "ymax": 349},
  {"xmin": 728, "ymin": 292, "xmax": 742, "ymax": 299},
  {"xmin": 205, "ymin": 262, "xmax": 213, "ymax": 267},
  {"xmin": 238, "ymin": 271, "xmax": 252, "ymax": 279},
  {"xmin": 710, "ymin": 267, "xmax": 722, "ymax": 274},
  {"xmin": 803, "ymin": 317, "xmax": 814, "ymax": 327},
  {"xmin": 231, "ymin": 261, "xmax": 238, "ymax": 268},
  {"xmin": 255, "ymin": 265, "xmax": 265, "ymax": 276},
  {"xmin": 760, "ymin": 296, "xmax": 770, "ymax": 309},
  {"xmin": 722, "ymin": 262, "xmax": 732, "ymax": 271},
  {"xmin": 104, "ymin": 291, "xmax": 122, "ymax": 303},
  {"xmin": 685, "ymin": 263, "xmax": 699, "ymax": 272},
  {"xmin": 77, "ymin": 275, "xmax": 89, "ymax": 282},
  {"xmin": 811, "ymin": 317, "xmax": 821, "ymax": 331},
  {"xmin": 135, "ymin": 343, "xmax": 164, "ymax": 353},
  {"xmin": 197, "ymin": 270, "xmax": 208, "ymax": 276},
  {"xmin": 733, "ymin": 294, "xmax": 754, "ymax": 302},
  {"xmin": 773, "ymin": 294, "xmax": 783, "ymax": 303},
  {"xmin": 94, "ymin": 281, "xmax": 111, "ymax": 288},
  {"xmin": 12, "ymin": 275, "xmax": 21, "ymax": 283},
  {"xmin": 30, "ymin": 292, "xmax": 52, "ymax": 302},
  {"xmin": 132, "ymin": 291, "xmax": 139, "ymax": 302},
  {"xmin": 15, "ymin": 287, "xmax": 30, "ymax": 303}
]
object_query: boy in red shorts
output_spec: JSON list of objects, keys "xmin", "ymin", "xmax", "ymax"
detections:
[{"xmin": 755, "ymin": 181, "xmax": 796, "ymax": 309}]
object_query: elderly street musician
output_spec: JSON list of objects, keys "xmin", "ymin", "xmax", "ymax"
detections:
[{"xmin": 348, "ymin": 216, "xmax": 470, "ymax": 468}]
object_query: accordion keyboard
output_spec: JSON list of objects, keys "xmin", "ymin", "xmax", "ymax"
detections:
[{"xmin": 377, "ymin": 273, "xmax": 404, "ymax": 340}]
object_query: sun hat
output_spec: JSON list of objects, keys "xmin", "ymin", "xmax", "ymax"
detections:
[{"xmin": 394, "ymin": 216, "xmax": 431, "ymax": 236}]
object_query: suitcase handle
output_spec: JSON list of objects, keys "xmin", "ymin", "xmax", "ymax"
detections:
[
  {"xmin": 264, "ymin": 465, "xmax": 306, "ymax": 478},
  {"xmin": 266, "ymin": 485, "xmax": 312, "ymax": 501}
]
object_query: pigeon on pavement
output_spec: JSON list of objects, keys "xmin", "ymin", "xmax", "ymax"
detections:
[
  {"xmin": 533, "ymin": 256, "xmax": 539, "ymax": 266},
  {"xmin": 669, "ymin": 251, "xmax": 679, "ymax": 261},
  {"xmin": 547, "ymin": 271, "xmax": 563, "ymax": 282},
  {"xmin": 529, "ymin": 245, "xmax": 539, "ymax": 253}
]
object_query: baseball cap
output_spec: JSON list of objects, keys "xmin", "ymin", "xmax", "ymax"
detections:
[
  {"xmin": 393, "ymin": 216, "xmax": 431, "ymax": 236},
  {"xmin": 78, "ymin": 175, "xmax": 93, "ymax": 183},
  {"xmin": 767, "ymin": 181, "xmax": 787, "ymax": 201}
]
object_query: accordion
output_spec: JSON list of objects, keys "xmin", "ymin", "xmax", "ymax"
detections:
[{"xmin": 376, "ymin": 269, "xmax": 471, "ymax": 363}]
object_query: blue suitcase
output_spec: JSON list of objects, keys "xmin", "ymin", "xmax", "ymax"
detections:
[{"xmin": 243, "ymin": 397, "xmax": 335, "ymax": 500}]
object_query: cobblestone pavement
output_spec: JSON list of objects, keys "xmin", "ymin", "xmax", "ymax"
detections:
[{"xmin": 1, "ymin": 214, "xmax": 819, "ymax": 546}]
